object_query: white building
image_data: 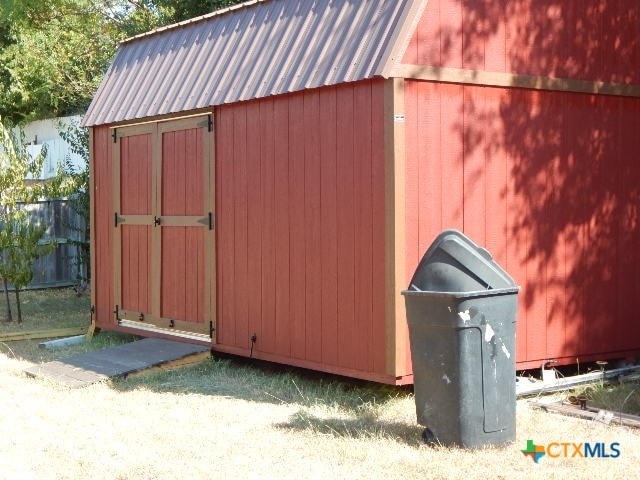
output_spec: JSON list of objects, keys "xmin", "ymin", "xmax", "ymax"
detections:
[{"xmin": 21, "ymin": 115, "xmax": 84, "ymax": 179}]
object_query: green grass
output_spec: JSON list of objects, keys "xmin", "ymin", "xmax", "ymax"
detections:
[
  {"xmin": 0, "ymin": 287, "xmax": 90, "ymax": 330},
  {"xmin": 0, "ymin": 287, "xmax": 138, "ymax": 363},
  {"xmin": 117, "ymin": 356, "xmax": 400, "ymax": 407},
  {"xmin": 585, "ymin": 382, "xmax": 640, "ymax": 416}
]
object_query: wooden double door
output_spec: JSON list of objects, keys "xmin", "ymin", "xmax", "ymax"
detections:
[{"xmin": 112, "ymin": 116, "xmax": 215, "ymax": 340}]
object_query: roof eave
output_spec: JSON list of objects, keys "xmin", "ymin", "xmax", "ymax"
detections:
[
  {"xmin": 377, "ymin": 0, "xmax": 429, "ymax": 78},
  {"xmin": 120, "ymin": 0, "xmax": 270, "ymax": 46}
]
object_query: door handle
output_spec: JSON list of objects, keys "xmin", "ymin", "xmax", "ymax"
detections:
[{"xmin": 153, "ymin": 216, "xmax": 161, "ymax": 226}]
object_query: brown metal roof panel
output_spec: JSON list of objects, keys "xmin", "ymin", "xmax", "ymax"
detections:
[
  {"xmin": 82, "ymin": 0, "xmax": 420, "ymax": 127},
  {"xmin": 235, "ymin": 7, "xmax": 284, "ymax": 100},
  {"xmin": 133, "ymin": 36, "xmax": 177, "ymax": 117},
  {"xmin": 158, "ymin": 29, "xmax": 205, "ymax": 113}
]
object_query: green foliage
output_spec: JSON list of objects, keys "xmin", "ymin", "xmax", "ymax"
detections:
[
  {"xmin": 153, "ymin": 0, "xmax": 243, "ymax": 23},
  {"xmin": 4, "ymin": 219, "xmax": 51, "ymax": 290},
  {"xmin": 585, "ymin": 382, "xmax": 640, "ymax": 416},
  {"xmin": 0, "ymin": 0, "xmax": 247, "ymax": 123},
  {"xmin": 0, "ymin": 119, "xmax": 54, "ymax": 219},
  {"xmin": 0, "ymin": 118, "xmax": 68, "ymax": 321},
  {"xmin": 59, "ymin": 120, "xmax": 90, "ymax": 286},
  {"xmin": 0, "ymin": 0, "xmax": 120, "ymax": 122}
]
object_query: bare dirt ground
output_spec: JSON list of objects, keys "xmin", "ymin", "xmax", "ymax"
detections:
[{"xmin": 1, "ymin": 352, "xmax": 639, "ymax": 480}]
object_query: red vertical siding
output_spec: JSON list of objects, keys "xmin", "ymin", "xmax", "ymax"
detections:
[
  {"xmin": 119, "ymin": 134, "xmax": 152, "ymax": 315},
  {"xmin": 288, "ymin": 93, "xmax": 306, "ymax": 360},
  {"xmin": 522, "ymin": 90, "xmax": 548, "ymax": 364},
  {"xmin": 404, "ymin": 0, "xmax": 640, "ymax": 85},
  {"xmin": 217, "ymin": 108, "xmax": 236, "ymax": 347},
  {"xmin": 405, "ymin": 79, "xmax": 640, "ymax": 368},
  {"xmin": 93, "ymin": 126, "xmax": 114, "ymax": 328},
  {"xmin": 161, "ymin": 129, "xmax": 205, "ymax": 323},
  {"xmin": 335, "ymin": 85, "xmax": 356, "ymax": 369},
  {"xmin": 233, "ymin": 107, "xmax": 250, "ymax": 349},
  {"xmin": 273, "ymin": 97, "xmax": 291, "ymax": 356},
  {"xmin": 162, "ymin": 129, "xmax": 204, "ymax": 215},
  {"xmin": 215, "ymin": 80, "xmax": 387, "ymax": 377},
  {"xmin": 121, "ymin": 226, "xmax": 151, "ymax": 314},
  {"xmin": 303, "ymin": 91, "xmax": 323, "ymax": 364},
  {"xmin": 161, "ymin": 228, "xmax": 204, "ymax": 322},
  {"xmin": 246, "ymin": 101, "xmax": 263, "ymax": 349},
  {"xmin": 353, "ymin": 83, "xmax": 373, "ymax": 372},
  {"xmin": 120, "ymin": 135, "xmax": 151, "ymax": 215},
  {"xmin": 404, "ymin": 80, "xmax": 464, "ymax": 283},
  {"xmin": 319, "ymin": 87, "xmax": 339, "ymax": 367},
  {"xmin": 259, "ymin": 99, "xmax": 277, "ymax": 354},
  {"xmin": 617, "ymin": 104, "xmax": 640, "ymax": 353}
]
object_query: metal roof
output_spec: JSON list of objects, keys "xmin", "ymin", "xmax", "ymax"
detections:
[{"xmin": 82, "ymin": 0, "xmax": 426, "ymax": 127}]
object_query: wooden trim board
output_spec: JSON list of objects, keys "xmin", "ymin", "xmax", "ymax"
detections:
[
  {"xmin": 0, "ymin": 327, "xmax": 87, "ymax": 342},
  {"xmin": 88, "ymin": 127, "xmax": 97, "ymax": 335},
  {"xmin": 112, "ymin": 116, "xmax": 215, "ymax": 341},
  {"xmin": 379, "ymin": 0, "xmax": 429, "ymax": 79},
  {"xmin": 383, "ymin": 77, "xmax": 407, "ymax": 378},
  {"xmin": 204, "ymin": 112, "xmax": 216, "ymax": 342},
  {"xmin": 392, "ymin": 64, "xmax": 640, "ymax": 98}
]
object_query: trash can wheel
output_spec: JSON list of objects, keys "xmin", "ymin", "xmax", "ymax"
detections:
[{"xmin": 422, "ymin": 428, "xmax": 437, "ymax": 445}]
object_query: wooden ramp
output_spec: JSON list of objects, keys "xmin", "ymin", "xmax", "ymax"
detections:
[{"xmin": 25, "ymin": 338, "xmax": 210, "ymax": 388}]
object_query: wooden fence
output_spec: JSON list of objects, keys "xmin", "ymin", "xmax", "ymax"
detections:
[{"xmin": 4, "ymin": 200, "xmax": 86, "ymax": 289}]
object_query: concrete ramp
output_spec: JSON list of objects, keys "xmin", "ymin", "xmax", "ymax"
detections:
[{"xmin": 25, "ymin": 338, "xmax": 210, "ymax": 388}]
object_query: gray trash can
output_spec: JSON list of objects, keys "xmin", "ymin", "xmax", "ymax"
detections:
[{"xmin": 401, "ymin": 230, "xmax": 519, "ymax": 448}]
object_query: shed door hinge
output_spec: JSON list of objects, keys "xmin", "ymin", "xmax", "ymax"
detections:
[
  {"xmin": 197, "ymin": 212, "xmax": 214, "ymax": 230},
  {"xmin": 112, "ymin": 129, "xmax": 117, "ymax": 143},
  {"xmin": 198, "ymin": 115, "xmax": 213, "ymax": 132}
]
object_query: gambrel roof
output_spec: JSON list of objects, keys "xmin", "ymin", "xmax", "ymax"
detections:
[{"xmin": 81, "ymin": 0, "xmax": 426, "ymax": 126}]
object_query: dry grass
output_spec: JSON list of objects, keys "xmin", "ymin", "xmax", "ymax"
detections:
[
  {"xmin": 1, "ymin": 289, "xmax": 639, "ymax": 478},
  {"xmin": 0, "ymin": 351, "xmax": 638, "ymax": 479}
]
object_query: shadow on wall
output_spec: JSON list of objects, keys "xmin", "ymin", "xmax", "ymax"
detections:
[{"xmin": 418, "ymin": 0, "xmax": 640, "ymax": 360}]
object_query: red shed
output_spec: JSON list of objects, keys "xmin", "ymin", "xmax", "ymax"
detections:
[{"xmin": 83, "ymin": 0, "xmax": 640, "ymax": 384}]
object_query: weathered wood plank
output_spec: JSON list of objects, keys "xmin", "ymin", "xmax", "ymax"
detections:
[
  {"xmin": 126, "ymin": 351, "xmax": 211, "ymax": 378},
  {"xmin": 0, "ymin": 327, "xmax": 87, "ymax": 342},
  {"xmin": 24, "ymin": 338, "xmax": 210, "ymax": 387}
]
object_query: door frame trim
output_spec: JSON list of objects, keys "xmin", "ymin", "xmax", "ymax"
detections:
[{"xmin": 112, "ymin": 114, "xmax": 216, "ymax": 341}]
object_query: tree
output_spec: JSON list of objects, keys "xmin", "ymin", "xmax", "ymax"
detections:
[
  {"xmin": 0, "ymin": 118, "xmax": 68, "ymax": 322},
  {"xmin": 0, "ymin": 0, "xmax": 247, "ymax": 123},
  {"xmin": 3, "ymin": 218, "xmax": 52, "ymax": 323},
  {"xmin": 0, "ymin": 0, "xmax": 121, "ymax": 123},
  {"xmin": 0, "ymin": 119, "xmax": 43, "ymax": 320},
  {"xmin": 59, "ymin": 120, "xmax": 90, "ymax": 290},
  {"xmin": 152, "ymin": 0, "xmax": 243, "ymax": 23}
]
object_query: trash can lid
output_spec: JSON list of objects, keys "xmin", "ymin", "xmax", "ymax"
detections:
[{"xmin": 408, "ymin": 230, "xmax": 517, "ymax": 292}]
